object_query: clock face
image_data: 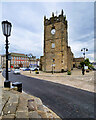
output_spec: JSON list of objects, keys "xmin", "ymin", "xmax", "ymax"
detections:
[{"xmin": 51, "ymin": 29, "xmax": 56, "ymax": 35}]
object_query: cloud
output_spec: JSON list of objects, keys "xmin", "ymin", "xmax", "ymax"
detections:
[
  {"xmin": 9, "ymin": 26, "xmax": 43, "ymax": 57},
  {"xmin": 1, "ymin": 2, "xmax": 94, "ymax": 61}
]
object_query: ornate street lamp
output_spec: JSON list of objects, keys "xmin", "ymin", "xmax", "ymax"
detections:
[
  {"xmin": 81, "ymin": 48, "xmax": 88, "ymax": 60},
  {"xmin": 2, "ymin": 20, "xmax": 12, "ymax": 88},
  {"xmin": 81, "ymin": 48, "xmax": 88, "ymax": 75}
]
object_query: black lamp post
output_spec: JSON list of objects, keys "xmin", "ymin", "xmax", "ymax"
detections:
[
  {"xmin": 2, "ymin": 20, "xmax": 12, "ymax": 88},
  {"xmin": 81, "ymin": 48, "xmax": 88, "ymax": 60},
  {"xmin": 81, "ymin": 48, "xmax": 88, "ymax": 75}
]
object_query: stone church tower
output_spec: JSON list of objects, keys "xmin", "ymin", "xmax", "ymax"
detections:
[{"xmin": 40, "ymin": 10, "xmax": 73, "ymax": 72}]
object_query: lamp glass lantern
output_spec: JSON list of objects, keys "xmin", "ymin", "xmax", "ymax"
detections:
[{"xmin": 2, "ymin": 20, "xmax": 12, "ymax": 37}]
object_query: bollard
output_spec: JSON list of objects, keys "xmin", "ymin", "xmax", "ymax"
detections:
[{"xmin": 12, "ymin": 82, "xmax": 22, "ymax": 92}]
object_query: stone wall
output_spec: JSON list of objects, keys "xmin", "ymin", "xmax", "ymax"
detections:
[
  {"xmin": 67, "ymin": 47, "xmax": 73, "ymax": 71},
  {"xmin": 73, "ymin": 57, "xmax": 84, "ymax": 68}
]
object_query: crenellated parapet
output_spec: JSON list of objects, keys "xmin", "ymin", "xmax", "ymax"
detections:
[{"xmin": 44, "ymin": 9, "xmax": 68, "ymax": 29}]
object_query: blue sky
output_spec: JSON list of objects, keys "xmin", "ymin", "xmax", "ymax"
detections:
[{"xmin": 0, "ymin": 2, "xmax": 94, "ymax": 61}]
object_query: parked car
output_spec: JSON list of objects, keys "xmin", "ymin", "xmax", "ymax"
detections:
[
  {"xmin": 92, "ymin": 68, "xmax": 96, "ymax": 71},
  {"xmin": 13, "ymin": 69, "xmax": 20, "ymax": 74},
  {"xmin": 23, "ymin": 68, "xmax": 30, "ymax": 71},
  {"xmin": 30, "ymin": 67, "xmax": 39, "ymax": 71},
  {"xmin": 20, "ymin": 67, "xmax": 26, "ymax": 70}
]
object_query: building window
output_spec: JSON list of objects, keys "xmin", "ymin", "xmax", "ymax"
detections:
[
  {"xmin": 52, "ymin": 43, "xmax": 55, "ymax": 48},
  {"xmin": 11, "ymin": 61, "xmax": 13, "ymax": 64}
]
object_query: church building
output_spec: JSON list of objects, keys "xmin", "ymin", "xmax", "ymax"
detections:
[{"xmin": 40, "ymin": 10, "xmax": 74, "ymax": 72}]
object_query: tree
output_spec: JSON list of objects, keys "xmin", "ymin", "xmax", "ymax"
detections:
[
  {"xmin": 80, "ymin": 58, "xmax": 93, "ymax": 69},
  {"xmin": 84, "ymin": 58, "xmax": 90, "ymax": 66}
]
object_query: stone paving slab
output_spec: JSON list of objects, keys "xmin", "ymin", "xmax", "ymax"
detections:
[
  {"xmin": 0, "ymin": 88, "xmax": 61, "ymax": 120},
  {"xmin": 3, "ymin": 102, "xmax": 17, "ymax": 115},
  {"xmin": 28, "ymin": 111, "xmax": 41, "ymax": 118},
  {"xmin": 2, "ymin": 114, "xmax": 15, "ymax": 119},
  {"xmin": 17, "ymin": 95, "xmax": 28, "ymax": 112},
  {"xmin": 28, "ymin": 99, "xmax": 37, "ymax": 111},
  {"xmin": 16, "ymin": 111, "xmax": 29, "ymax": 118},
  {"xmin": 37, "ymin": 110, "xmax": 47, "ymax": 118}
]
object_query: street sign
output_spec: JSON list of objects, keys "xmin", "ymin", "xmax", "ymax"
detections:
[{"xmin": 84, "ymin": 66, "xmax": 88, "ymax": 70}]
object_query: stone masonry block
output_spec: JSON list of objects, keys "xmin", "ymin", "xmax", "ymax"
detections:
[
  {"xmin": 3, "ymin": 103, "xmax": 18, "ymax": 115},
  {"xmin": 28, "ymin": 99, "xmax": 37, "ymax": 112},
  {"xmin": 8, "ymin": 94, "xmax": 19, "ymax": 103},
  {"xmin": 37, "ymin": 105, "xmax": 44, "ymax": 112},
  {"xmin": 17, "ymin": 94, "xmax": 28, "ymax": 112},
  {"xmin": 28, "ymin": 111, "xmax": 41, "ymax": 118},
  {"xmin": 34, "ymin": 98, "xmax": 42, "ymax": 106},
  {"xmin": 37, "ymin": 110, "xmax": 47, "ymax": 118},
  {"xmin": 2, "ymin": 114, "xmax": 15, "ymax": 120},
  {"xmin": 16, "ymin": 111, "xmax": 29, "ymax": 119}
]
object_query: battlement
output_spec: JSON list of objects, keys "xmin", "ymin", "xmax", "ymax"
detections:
[{"xmin": 44, "ymin": 9, "xmax": 67, "ymax": 28}]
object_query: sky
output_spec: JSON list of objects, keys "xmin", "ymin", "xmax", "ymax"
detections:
[{"xmin": 0, "ymin": 1, "xmax": 94, "ymax": 61}]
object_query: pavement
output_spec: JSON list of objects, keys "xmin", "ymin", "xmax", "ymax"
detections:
[
  {"xmin": 0, "ymin": 73, "xmax": 61, "ymax": 119},
  {"xmin": 21, "ymin": 68, "xmax": 95, "ymax": 93}
]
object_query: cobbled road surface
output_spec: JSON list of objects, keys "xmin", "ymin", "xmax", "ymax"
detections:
[{"xmin": 2, "ymin": 70, "xmax": 95, "ymax": 119}]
